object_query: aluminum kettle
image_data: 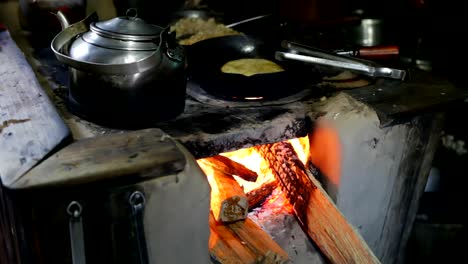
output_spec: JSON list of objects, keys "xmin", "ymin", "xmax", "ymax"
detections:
[{"xmin": 51, "ymin": 11, "xmax": 187, "ymax": 128}]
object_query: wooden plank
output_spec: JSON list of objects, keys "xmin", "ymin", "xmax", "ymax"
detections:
[
  {"xmin": 209, "ymin": 213, "xmax": 289, "ymax": 264},
  {"xmin": 0, "ymin": 29, "xmax": 70, "ymax": 187},
  {"xmin": 199, "ymin": 162, "xmax": 248, "ymax": 223},
  {"xmin": 259, "ymin": 142, "xmax": 380, "ymax": 264},
  {"xmin": 9, "ymin": 128, "xmax": 186, "ymax": 189},
  {"xmin": 199, "ymin": 155, "xmax": 258, "ymax": 182}
]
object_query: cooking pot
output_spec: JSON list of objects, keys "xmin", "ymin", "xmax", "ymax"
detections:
[{"xmin": 51, "ymin": 11, "xmax": 186, "ymax": 128}]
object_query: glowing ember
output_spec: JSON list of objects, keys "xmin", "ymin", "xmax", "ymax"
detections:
[{"xmin": 262, "ymin": 188, "xmax": 294, "ymax": 214}]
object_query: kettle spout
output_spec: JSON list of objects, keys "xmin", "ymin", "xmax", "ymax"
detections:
[{"xmin": 54, "ymin": 11, "xmax": 70, "ymax": 29}]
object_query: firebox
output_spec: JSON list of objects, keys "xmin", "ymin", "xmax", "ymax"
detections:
[{"xmin": 197, "ymin": 135, "xmax": 340, "ymax": 263}]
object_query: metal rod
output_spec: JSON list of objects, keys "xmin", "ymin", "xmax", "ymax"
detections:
[{"xmin": 226, "ymin": 14, "xmax": 271, "ymax": 28}]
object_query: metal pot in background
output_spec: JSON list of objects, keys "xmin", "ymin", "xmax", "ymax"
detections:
[
  {"xmin": 349, "ymin": 18, "xmax": 385, "ymax": 47},
  {"xmin": 51, "ymin": 11, "xmax": 187, "ymax": 128}
]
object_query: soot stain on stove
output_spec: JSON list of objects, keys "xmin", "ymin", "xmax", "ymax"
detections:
[
  {"xmin": 199, "ymin": 108, "xmax": 295, "ymax": 134},
  {"xmin": 166, "ymin": 109, "xmax": 292, "ymax": 135},
  {"xmin": 159, "ymin": 114, "xmax": 234, "ymax": 135},
  {"xmin": 193, "ymin": 113, "xmax": 241, "ymax": 134}
]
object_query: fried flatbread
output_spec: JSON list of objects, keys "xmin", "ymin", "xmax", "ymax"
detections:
[{"xmin": 221, "ymin": 58, "xmax": 284, "ymax": 76}]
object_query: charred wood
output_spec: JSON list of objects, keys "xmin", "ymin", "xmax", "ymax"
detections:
[
  {"xmin": 258, "ymin": 142, "xmax": 380, "ymax": 264},
  {"xmin": 246, "ymin": 180, "xmax": 277, "ymax": 210}
]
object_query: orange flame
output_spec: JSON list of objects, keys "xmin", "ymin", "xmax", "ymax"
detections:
[
  {"xmin": 197, "ymin": 129, "xmax": 343, "ymax": 217},
  {"xmin": 220, "ymin": 147, "xmax": 275, "ymax": 193},
  {"xmin": 198, "ymin": 136, "xmax": 314, "ymax": 214}
]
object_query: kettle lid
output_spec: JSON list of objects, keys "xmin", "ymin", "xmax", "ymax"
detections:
[{"xmin": 90, "ymin": 10, "xmax": 162, "ymax": 41}]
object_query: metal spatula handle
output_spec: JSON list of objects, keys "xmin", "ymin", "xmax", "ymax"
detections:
[
  {"xmin": 275, "ymin": 52, "xmax": 406, "ymax": 80},
  {"xmin": 226, "ymin": 14, "xmax": 271, "ymax": 28}
]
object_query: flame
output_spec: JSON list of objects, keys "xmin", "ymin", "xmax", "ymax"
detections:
[
  {"xmin": 262, "ymin": 187, "xmax": 294, "ymax": 214},
  {"xmin": 196, "ymin": 161, "xmax": 215, "ymax": 184},
  {"xmin": 198, "ymin": 136, "xmax": 313, "ymax": 214},
  {"xmin": 220, "ymin": 148, "xmax": 275, "ymax": 193},
  {"xmin": 288, "ymin": 135, "xmax": 311, "ymax": 165}
]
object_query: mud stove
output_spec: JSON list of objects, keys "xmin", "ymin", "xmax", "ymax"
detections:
[{"xmin": 1, "ymin": 28, "xmax": 467, "ymax": 264}]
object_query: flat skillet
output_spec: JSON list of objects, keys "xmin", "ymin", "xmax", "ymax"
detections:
[{"xmin": 184, "ymin": 34, "xmax": 321, "ymax": 101}]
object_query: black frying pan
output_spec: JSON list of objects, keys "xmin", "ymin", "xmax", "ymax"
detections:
[{"xmin": 184, "ymin": 34, "xmax": 321, "ymax": 101}]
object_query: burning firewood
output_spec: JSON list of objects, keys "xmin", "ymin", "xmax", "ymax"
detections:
[
  {"xmin": 199, "ymin": 155, "xmax": 258, "ymax": 182},
  {"xmin": 209, "ymin": 213, "xmax": 289, "ymax": 264},
  {"xmin": 246, "ymin": 180, "xmax": 277, "ymax": 210},
  {"xmin": 258, "ymin": 142, "xmax": 380, "ymax": 264},
  {"xmin": 201, "ymin": 164, "xmax": 249, "ymax": 222}
]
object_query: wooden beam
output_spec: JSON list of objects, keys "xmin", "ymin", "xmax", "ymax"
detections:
[
  {"xmin": 209, "ymin": 213, "xmax": 289, "ymax": 264},
  {"xmin": 199, "ymin": 163, "xmax": 248, "ymax": 223},
  {"xmin": 0, "ymin": 29, "xmax": 70, "ymax": 187},
  {"xmin": 259, "ymin": 142, "xmax": 380, "ymax": 264},
  {"xmin": 199, "ymin": 155, "xmax": 258, "ymax": 182}
]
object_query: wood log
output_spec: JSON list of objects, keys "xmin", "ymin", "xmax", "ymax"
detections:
[
  {"xmin": 0, "ymin": 29, "xmax": 70, "ymax": 187},
  {"xmin": 246, "ymin": 180, "xmax": 277, "ymax": 209},
  {"xmin": 258, "ymin": 142, "xmax": 380, "ymax": 264},
  {"xmin": 202, "ymin": 165, "xmax": 248, "ymax": 223},
  {"xmin": 209, "ymin": 213, "xmax": 257, "ymax": 264},
  {"xmin": 228, "ymin": 218, "xmax": 289, "ymax": 264},
  {"xmin": 199, "ymin": 155, "xmax": 258, "ymax": 182},
  {"xmin": 209, "ymin": 213, "xmax": 289, "ymax": 264}
]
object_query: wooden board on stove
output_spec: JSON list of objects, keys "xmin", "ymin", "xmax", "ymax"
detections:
[
  {"xmin": 0, "ymin": 29, "xmax": 70, "ymax": 187},
  {"xmin": 9, "ymin": 129, "xmax": 187, "ymax": 189}
]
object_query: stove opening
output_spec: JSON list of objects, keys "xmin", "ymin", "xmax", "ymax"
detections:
[{"xmin": 195, "ymin": 128, "xmax": 360, "ymax": 263}]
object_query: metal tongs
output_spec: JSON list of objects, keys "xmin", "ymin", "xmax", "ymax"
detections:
[{"xmin": 275, "ymin": 41, "xmax": 407, "ymax": 80}]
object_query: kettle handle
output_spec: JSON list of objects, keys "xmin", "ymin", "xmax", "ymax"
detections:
[{"xmin": 51, "ymin": 12, "xmax": 165, "ymax": 75}]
